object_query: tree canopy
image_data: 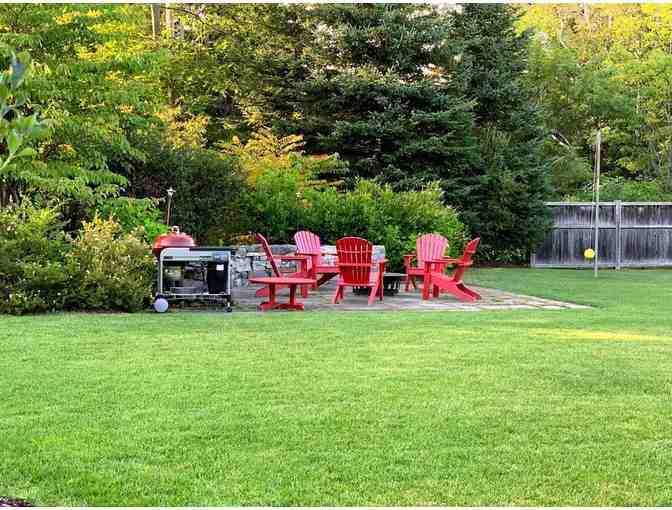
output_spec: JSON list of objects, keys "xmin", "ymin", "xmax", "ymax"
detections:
[{"xmin": 6, "ymin": 3, "xmax": 668, "ymax": 260}]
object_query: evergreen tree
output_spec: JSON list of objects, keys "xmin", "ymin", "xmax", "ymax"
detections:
[
  {"xmin": 450, "ymin": 4, "xmax": 552, "ymax": 258},
  {"xmin": 279, "ymin": 4, "xmax": 479, "ymax": 190}
]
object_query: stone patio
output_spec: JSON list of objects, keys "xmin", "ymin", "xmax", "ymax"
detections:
[{"xmin": 232, "ymin": 279, "xmax": 589, "ymax": 312}]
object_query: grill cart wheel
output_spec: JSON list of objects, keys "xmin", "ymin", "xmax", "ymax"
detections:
[{"xmin": 153, "ymin": 297, "xmax": 169, "ymax": 313}]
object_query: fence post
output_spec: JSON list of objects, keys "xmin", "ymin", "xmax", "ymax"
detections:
[{"xmin": 615, "ymin": 200, "xmax": 622, "ymax": 270}]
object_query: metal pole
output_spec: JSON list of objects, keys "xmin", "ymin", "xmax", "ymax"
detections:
[
  {"xmin": 166, "ymin": 187, "xmax": 175, "ymax": 225},
  {"xmin": 594, "ymin": 130, "xmax": 601, "ymax": 278}
]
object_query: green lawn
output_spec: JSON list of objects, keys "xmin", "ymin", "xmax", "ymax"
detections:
[{"xmin": 2, "ymin": 268, "xmax": 671, "ymax": 505}]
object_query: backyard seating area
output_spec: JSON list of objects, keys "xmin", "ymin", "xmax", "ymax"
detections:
[
  {"xmin": 240, "ymin": 231, "xmax": 586, "ymax": 313},
  {"xmin": 7, "ymin": 4, "xmax": 672, "ymax": 507}
]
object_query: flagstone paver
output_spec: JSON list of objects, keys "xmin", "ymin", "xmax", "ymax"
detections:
[{"xmin": 232, "ymin": 280, "xmax": 590, "ymax": 312}]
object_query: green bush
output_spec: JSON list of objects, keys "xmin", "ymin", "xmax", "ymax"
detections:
[
  {"xmin": 65, "ymin": 217, "xmax": 155, "ymax": 312},
  {"xmin": 247, "ymin": 167, "xmax": 308, "ymax": 241},
  {"xmin": 308, "ymin": 180, "xmax": 469, "ymax": 270},
  {"xmin": 95, "ymin": 196, "xmax": 168, "ymax": 243},
  {"xmin": 250, "ymin": 171, "xmax": 469, "ymax": 270},
  {"xmin": 0, "ymin": 203, "xmax": 70, "ymax": 314},
  {"xmin": 128, "ymin": 143, "xmax": 248, "ymax": 244},
  {"xmin": 571, "ymin": 176, "xmax": 672, "ymax": 202}
]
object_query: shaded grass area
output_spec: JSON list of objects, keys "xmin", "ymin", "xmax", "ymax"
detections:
[{"xmin": 1, "ymin": 268, "xmax": 671, "ymax": 505}]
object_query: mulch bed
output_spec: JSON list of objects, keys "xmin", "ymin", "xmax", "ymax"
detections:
[{"xmin": 0, "ymin": 498, "xmax": 33, "ymax": 507}]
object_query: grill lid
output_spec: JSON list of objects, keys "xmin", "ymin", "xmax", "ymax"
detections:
[{"xmin": 152, "ymin": 226, "xmax": 196, "ymax": 257}]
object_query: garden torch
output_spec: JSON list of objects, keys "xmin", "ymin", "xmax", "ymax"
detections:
[{"xmin": 165, "ymin": 187, "xmax": 175, "ymax": 225}]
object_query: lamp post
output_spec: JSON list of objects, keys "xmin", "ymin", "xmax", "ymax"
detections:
[{"xmin": 165, "ymin": 187, "xmax": 175, "ymax": 226}]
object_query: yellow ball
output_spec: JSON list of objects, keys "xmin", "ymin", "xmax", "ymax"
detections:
[{"xmin": 584, "ymin": 248, "xmax": 595, "ymax": 260}]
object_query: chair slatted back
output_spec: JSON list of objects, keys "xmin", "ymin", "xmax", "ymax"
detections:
[
  {"xmin": 416, "ymin": 234, "xmax": 449, "ymax": 266},
  {"xmin": 452, "ymin": 238, "xmax": 480, "ymax": 282},
  {"xmin": 336, "ymin": 237, "xmax": 373, "ymax": 285},
  {"xmin": 255, "ymin": 233, "xmax": 281, "ymax": 277},
  {"xmin": 294, "ymin": 230, "xmax": 323, "ymax": 265}
]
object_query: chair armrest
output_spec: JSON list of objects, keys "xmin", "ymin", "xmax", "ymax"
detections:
[
  {"xmin": 403, "ymin": 254, "xmax": 415, "ymax": 268},
  {"xmin": 424, "ymin": 258, "xmax": 451, "ymax": 272},
  {"xmin": 441, "ymin": 257, "xmax": 461, "ymax": 264},
  {"xmin": 280, "ymin": 255, "xmax": 310, "ymax": 261}
]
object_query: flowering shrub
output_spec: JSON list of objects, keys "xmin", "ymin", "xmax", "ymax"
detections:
[
  {"xmin": 0, "ymin": 205, "xmax": 156, "ymax": 315},
  {"xmin": 65, "ymin": 217, "xmax": 156, "ymax": 312}
]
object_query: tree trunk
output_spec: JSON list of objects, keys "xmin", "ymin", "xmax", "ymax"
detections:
[
  {"xmin": 582, "ymin": 3, "xmax": 591, "ymax": 31},
  {"xmin": 165, "ymin": 3, "xmax": 174, "ymax": 37},
  {"xmin": 150, "ymin": 4, "xmax": 162, "ymax": 39}
]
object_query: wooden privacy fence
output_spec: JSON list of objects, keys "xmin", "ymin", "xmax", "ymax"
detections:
[{"xmin": 531, "ymin": 201, "xmax": 672, "ymax": 268}]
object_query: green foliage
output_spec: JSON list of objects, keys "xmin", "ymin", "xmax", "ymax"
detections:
[
  {"xmin": 128, "ymin": 142, "xmax": 248, "ymax": 244},
  {"xmin": 0, "ymin": 202, "xmax": 69, "ymax": 314},
  {"xmin": 521, "ymin": 4, "xmax": 672, "ymax": 198},
  {"xmin": 570, "ymin": 176, "xmax": 672, "ymax": 202},
  {"xmin": 0, "ymin": 50, "xmax": 51, "ymax": 206},
  {"xmin": 545, "ymin": 139, "xmax": 593, "ymax": 199},
  {"xmin": 0, "ymin": 6, "xmax": 167, "ymax": 207},
  {"xmin": 284, "ymin": 67, "xmax": 479, "ymax": 189},
  {"xmin": 164, "ymin": 4, "xmax": 312, "ymax": 133},
  {"xmin": 218, "ymin": 127, "xmax": 347, "ymax": 186},
  {"xmin": 277, "ymin": 5, "xmax": 479, "ymax": 190},
  {"xmin": 0, "ymin": 204, "xmax": 156, "ymax": 314},
  {"xmin": 95, "ymin": 196, "xmax": 167, "ymax": 243},
  {"xmin": 247, "ymin": 167, "xmax": 307, "ymax": 243},
  {"xmin": 309, "ymin": 180, "xmax": 469, "ymax": 270},
  {"xmin": 65, "ymin": 216, "xmax": 155, "ymax": 313},
  {"xmin": 308, "ymin": 4, "xmax": 455, "ymax": 78},
  {"xmin": 451, "ymin": 5, "xmax": 552, "ymax": 260},
  {"xmin": 250, "ymin": 170, "xmax": 468, "ymax": 270}
]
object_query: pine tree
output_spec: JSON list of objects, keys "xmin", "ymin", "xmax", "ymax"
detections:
[
  {"xmin": 279, "ymin": 4, "xmax": 479, "ymax": 190},
  {"xmin": 450, "ymin": 4, "xmax": 552, "ymax": 259}
]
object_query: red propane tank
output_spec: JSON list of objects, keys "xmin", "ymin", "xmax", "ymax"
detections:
[{"xmin": 152, "ymin": 226, "xmax": 196, "ymax": 258}]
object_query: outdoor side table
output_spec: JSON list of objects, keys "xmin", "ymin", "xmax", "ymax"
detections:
[
  {"xmin": 354, "ymin": 272, "xmax": 404, "ymax": 296},
  {"xmin": 383, "ymin": 272, "xmax": 404, "ymax": 295},
  {"xmin": 248, "ymin": 277, "xmax": 317, "ymax": 311}
]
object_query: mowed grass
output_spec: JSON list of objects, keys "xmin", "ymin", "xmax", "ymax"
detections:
[{"xmin": 1, "ymin": 268, "xmax": 672, "ymax": 505}]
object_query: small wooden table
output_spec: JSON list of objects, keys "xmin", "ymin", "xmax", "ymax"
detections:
[{"xmin": 248, "ymin": 277, "xmax": 317, "ymax": 311}]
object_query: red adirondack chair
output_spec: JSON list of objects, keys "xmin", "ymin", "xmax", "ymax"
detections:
[
  {"xmin": 332, "ymin": 237, "xmax": 386, "ymax": 305},
  {"xmin": 254, "ymin": 233, "xmax": 310, "ymax": 298},
  {"xmin": 403, "ymin": 234, "xmax": 449, "ymax": 291},
  {"xmin": 423, "ymin": 238, "xmax": 481, "ymax": 302},
  {"xmin": 294, "ymin": 230, "xmax": 339, "ymax": 289}
]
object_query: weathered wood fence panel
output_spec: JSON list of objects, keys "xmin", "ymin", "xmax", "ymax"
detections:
[{"xmin": 531, "ymin": 202, "xmax": 672, "ymax": 268}]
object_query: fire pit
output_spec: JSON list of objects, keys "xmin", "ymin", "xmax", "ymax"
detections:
[{"xmin": 353, "ymin": 272, "xmax": 404, "ymax": 296}]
